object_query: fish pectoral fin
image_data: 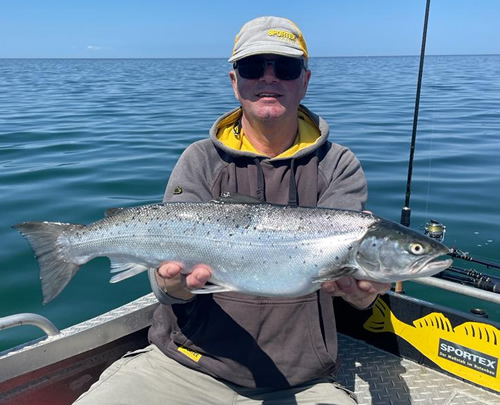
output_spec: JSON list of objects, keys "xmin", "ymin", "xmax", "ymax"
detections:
[
  {"xmin": 109, "ymin": 259, "xmax": 149, "ymax": 283},
  {"xmin": 190, "ymin": 284, "xmax": 234, "ymax": 294},
  {"xmin": 312, "ymin": 266, "xmax": 358, "ymax": 283}
]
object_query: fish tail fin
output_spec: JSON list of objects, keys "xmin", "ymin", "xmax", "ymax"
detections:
[
  {"xmin": 13, "ymin": 221, "xmax": 85, "ymax": 304},
  {"xmin": 363, "ymin": 298, "xmax": 394, "ymax": 333}
]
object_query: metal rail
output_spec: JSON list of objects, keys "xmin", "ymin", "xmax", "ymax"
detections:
[
  {"xmin": 0, "ymin": 294, "xmax": 159, "ymax": 383},
  {"xmin": 0, "ymin": 313, "xmax": 60, "ymax": 337},
  {"xmin": 413, "ymin": 276, "xmax": 500, "ymax": 305}
]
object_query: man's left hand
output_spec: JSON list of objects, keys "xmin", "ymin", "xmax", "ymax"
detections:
[{"xmin": 322, "ymin": 276, "xmax": 391, "ymax": 309}]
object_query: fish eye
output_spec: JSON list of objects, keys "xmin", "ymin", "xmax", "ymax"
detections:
[{"xmin": 410, "ymin": 243, "xmax": 425, "ymax": 255}]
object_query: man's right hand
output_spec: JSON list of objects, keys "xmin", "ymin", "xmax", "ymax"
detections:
[{"xmin": 155, "ymin": 262, "xmax": 212, "ymax": 300}]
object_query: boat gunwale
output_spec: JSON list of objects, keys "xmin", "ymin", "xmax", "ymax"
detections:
[{"xmin": 0, "ymin": 293, "xmax": 159, "ymax": 383}]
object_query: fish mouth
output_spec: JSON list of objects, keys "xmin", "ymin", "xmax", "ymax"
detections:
[{"xmin": 411, "ymin": 255, "xmax": 453, "ymax": 276}]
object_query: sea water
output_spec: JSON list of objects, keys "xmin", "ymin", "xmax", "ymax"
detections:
[{"xmin": 1, "ymin": 56, "xmax": 499, "ymax": 350}]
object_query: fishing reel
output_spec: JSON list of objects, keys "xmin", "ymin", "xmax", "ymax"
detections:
[{"xmin": 423, "ymin": 219, "xmax": 446, "ymax": 242}]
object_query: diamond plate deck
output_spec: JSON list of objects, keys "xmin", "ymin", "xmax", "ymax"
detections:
[
  {"xmin": 2, "ymin": 294, "xmax": 499, "ymax": 403},
  {"xmin": 336, "ymin": 334, "xmax": 500, "ymax": 404}
]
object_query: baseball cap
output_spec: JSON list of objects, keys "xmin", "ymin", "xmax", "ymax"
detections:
[{"xmin": 228, "ymin": 16, "xmax": 308, "ymax": 63}]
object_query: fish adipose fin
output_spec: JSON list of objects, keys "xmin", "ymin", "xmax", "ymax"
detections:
[
  {"xmin": 12, "ymin": 221, "xmax": 85, "ymax": 304},
  {"xmin": 109, "ymin": 259, "xmax": 150, "ymax": 283},
  {"xmin": 190, "ymin": 284, "xmax": 235, "ymax": 294}
]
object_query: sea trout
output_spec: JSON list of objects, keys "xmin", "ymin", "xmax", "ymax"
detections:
[{"xmin": 13, "ymin": 194, "xmax": 452, "ymax": 303}]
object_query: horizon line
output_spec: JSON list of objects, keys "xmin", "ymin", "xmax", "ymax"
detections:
[{"xmin": 1, "ymin": 53, "xmax": 499, "ymax": 60}]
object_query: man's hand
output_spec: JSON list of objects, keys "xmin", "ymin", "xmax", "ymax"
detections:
[
  {"xmin": 322, "ymin": 276, "xmax": 391, "ymax": 309},
  {"xmin": 155, "ymin": 262, "xmax": 212, "ymax": 300}
]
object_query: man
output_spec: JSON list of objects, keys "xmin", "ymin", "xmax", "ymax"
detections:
[{"xmin": 75, "ymin": 16, "xmax": 390, "ymax": 405}]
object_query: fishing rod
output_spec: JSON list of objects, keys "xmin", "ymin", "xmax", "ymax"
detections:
[
  {"xmin": 423, "ymin": 221, "xmax": 500, "ymax": 271},
  {"xmin": 449, "ymin": 247, "xmax": 500, "ymax": 270},
  {"xmin": 443, "ymin": 248, "xmax": 500, "ymax": 294},
  {"xmin": 400, "ymin": 0, "xmax": 431, "ymax": 228},
  {"xmin": 422, "ymin": 219, "xmax": 500, "ymax": 294},
  {"xmin": 395, "ymin": 0, "xmax": 431, "ymax": 293},
  {"xmin": 396, "ymin": 0, "xmax": 500, "ymax": 297},
  {"xmin": 435, "ymin": 267, "xmax": 500, "ymax": 294}
]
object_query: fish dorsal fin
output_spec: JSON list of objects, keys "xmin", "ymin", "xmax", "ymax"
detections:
[
  {"xmin": 413, "ymin": 313, "xmax": 453, "ymax": 332},
  {"xmin": 105, "ymin": 208, "xmax": 125, "ymax": 217},
  {"xmin": 212, "ymin": 192, "xmax": 263, "ymax": 205},
  {"xmin": 453, "ymin": 322, "xmax": 500, "ymax": 343}
]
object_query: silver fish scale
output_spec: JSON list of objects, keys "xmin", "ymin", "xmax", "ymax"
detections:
[{"xmin": 64, "ymin": 202, "xmax": 378, "ymax": 296}]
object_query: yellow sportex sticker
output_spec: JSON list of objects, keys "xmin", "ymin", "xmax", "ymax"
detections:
[
  {"xmin": 178, "ymin": 346, "xmax": 202, "ymax": 362},
  {"xmin": 364, "ymin": 299, "xmax": 499, "ymax": 392}
]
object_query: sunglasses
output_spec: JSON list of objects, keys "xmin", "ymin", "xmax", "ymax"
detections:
[{"xmin": 233, "ymin": 56, "xmax": 305, "ymax": 81}]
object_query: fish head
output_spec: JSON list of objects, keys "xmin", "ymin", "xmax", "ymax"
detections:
[{"xmin": 354, "ymin": 219, "xmax": 453, "ymax": 282}]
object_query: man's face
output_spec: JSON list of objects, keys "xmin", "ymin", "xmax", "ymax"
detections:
[{"xmin": 230, "ymin": 54, "xmax": 311, "ymax": 124}]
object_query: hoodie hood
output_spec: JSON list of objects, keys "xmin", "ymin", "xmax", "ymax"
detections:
[{"xmin": 210, "ymin": 105, "xmax": 330, "ymax": 161}]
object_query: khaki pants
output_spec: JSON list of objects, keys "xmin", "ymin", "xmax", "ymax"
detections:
[{"xmin": 74, "ymin": 344, "xmax": 357, "ymax": 405}]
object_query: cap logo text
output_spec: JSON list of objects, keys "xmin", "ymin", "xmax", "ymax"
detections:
[{"xmin": 267, "ymin": 29, "xmax": 296, "ymax": 43}]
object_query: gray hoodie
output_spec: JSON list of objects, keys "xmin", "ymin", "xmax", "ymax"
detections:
[{"xmin": 148, "ymin": 105, "xmax": 367, "ymax": 388}]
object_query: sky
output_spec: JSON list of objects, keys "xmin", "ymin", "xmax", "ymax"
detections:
[{"xmin": 0, "ymin": 0, "xmax": 499, "ymax": 58}]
